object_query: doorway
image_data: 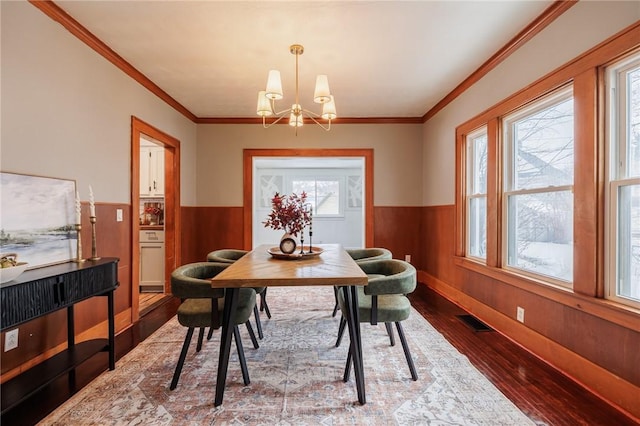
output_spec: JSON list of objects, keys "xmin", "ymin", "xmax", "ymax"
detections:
[
  {"xmin": 131, "ymin": 116, "xmax": 181, "ymax": 322},
  {"xmin": 252, "ymin": 157, "xmax": 365, "ymax": 249},
  {"xmin": 243, "ymin": 149, "xmax": 374, "ymax": 249}
]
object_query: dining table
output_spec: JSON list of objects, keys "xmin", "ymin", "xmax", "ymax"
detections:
[{"xmin": 210, "ymin": 243, "xmax": 368, "ymax": 407}]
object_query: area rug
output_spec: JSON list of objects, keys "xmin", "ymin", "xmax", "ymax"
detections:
[{"xmin": 41, "ymin": 286, "xmax": 535, "ymax": 425}]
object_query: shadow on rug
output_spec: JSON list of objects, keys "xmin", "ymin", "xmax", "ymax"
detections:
[{"xmin": 41, "ymin": 286, "xmax": 534, "ymax": 425}]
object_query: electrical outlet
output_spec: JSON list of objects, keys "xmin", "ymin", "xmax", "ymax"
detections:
[
  {"xmin": 116, "ymin": 209, "xmax": 123, "ymax": 222},
  {"xmin": 405, "ymin": 254, "xmax": 411, "ymax": 263},
  {"xmin": 4, "ymin": 328, "xmax": 18, "ymax": 352},
  {"xmin": 516, "ymin": 306, "xmax": 525, "ymax": 323}
]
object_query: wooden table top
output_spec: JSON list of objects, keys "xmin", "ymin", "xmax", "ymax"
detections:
[{"xmin": 211, "ymin": 244, "xmax": 368, "ymax": 288}]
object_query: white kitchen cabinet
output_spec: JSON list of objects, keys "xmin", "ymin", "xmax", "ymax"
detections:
[
  {"xmin": 140, "ymin": 146, "xmax": 164, "ymax": 197},
  {"xmin": 140, "ymin": 230, "xmax": 164, "ymax": 292}
]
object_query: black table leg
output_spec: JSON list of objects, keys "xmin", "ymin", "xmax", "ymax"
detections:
[
  {"xmin": 342, "ymin": 285, "xmax": 366, "ymax": 404},
  {"xmin": 214, "ymin": 287, "xmax": 239, "ymax": 407},
  {"xmin": 108, "ymin": 290, "xmax": 115, "ymax": 370}
]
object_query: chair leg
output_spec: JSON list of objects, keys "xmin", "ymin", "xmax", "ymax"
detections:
[
  {"xmin": 395, "ymin": 322, "xmax": 418, "ymax": 381},
  {"xmin": 260, "ymin": 289, "xmax": 272, "ymax": 319},
  {"xmin": 207, "ymin": 327, "xmax": 214, "ymax": 340},
  {"xmin": 233, "ymin": 325, "xmax": 251, "ymax": 386},
  {"xmin": 335, "ymin": 315, "xmax": 347, "ymax": 347},
  {"xmin": 332, "ymin": 286, "xmax": 339, "ymax": 317},
  {"xmin": 385, "ymin": 322, "xmax": 395, "ymax": 346},
  {"xmin": 343, "ymin": 347, "xmax": 352, "ymax": 382},
  {"xmin": 245, "ymin": 320, "xmax": 259, "ymax": 349},
  {"xmin": 196, "ymin": 327, "xmax": 205, "ymax": 352},
  {"xmin": 253, "ymin": 304, "xmax": 264, "ymax": 340},
  {"xmin": 170, "ymin": 327, "xmax": 194, "ymax": 390}
]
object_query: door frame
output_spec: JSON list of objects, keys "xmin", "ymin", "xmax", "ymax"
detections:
[
  {"xmin": 130, "ymin": 116, "xmax": 181, "ymax": 322},
  {"xmin": 243, "ymin": 149, "xmax": 374, "ymax": 249}
]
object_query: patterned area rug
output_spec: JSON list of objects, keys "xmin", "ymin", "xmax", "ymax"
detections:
[{"xmin": 41, "ymin": 286, "xmax": 534, "ymax": 425}]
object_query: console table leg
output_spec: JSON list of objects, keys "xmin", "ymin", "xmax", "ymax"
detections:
[
  {"xmin": 67, "ymin": 306, "xmax": 75, "ymax": 347},
  {"xmin": 108, "ymin": 290, "xmax": 115, "ymax": 370}
]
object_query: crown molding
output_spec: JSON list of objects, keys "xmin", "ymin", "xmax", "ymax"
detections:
[{"xmin": 30, "ymin": 0, "xmax": 575, "ymax": 126}]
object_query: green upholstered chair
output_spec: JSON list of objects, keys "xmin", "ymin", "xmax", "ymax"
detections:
[
  {"xmin": 336, "ymin": 259, "xmax": 418, "ymax": 381},
  {"xmin": 169, "ymin": 262, "xmax": 258, "ymax": 390},
  {"xmin": 207, "ymin": 249, "xmax": 271, "ymax": 339},
  {"xmin": 331, "ymin": 247, "xmax": 394, "ymax": 316}
]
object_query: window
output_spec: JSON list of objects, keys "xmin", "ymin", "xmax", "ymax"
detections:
[
  {"xmin": 466, "ymin": 127, "xmax": 488, "ymax": 259},
  {"xmin": 606, "ymin": 53, "xmax": 640, "ymax": 308},
  {"xmin": 292, "ymin": 177, "xmax": 342, "ymax": 216},
  {"xmin": 503, "ymin": 87, "xmax": 574, "ymax": 284}
]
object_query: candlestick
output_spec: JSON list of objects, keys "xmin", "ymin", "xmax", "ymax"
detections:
[
  {"xmin": 299, "ymin": 232, "xmax": 305, "ymax": 254},
  {"xmin": 73, "ymin": 223, "xmax": 85, "ymax": 263},
  {"xmin": 75, "ymin": 190, "xmax": 81, "ymax": 224},
  {"xmin": 308, "ymin": 205, "xmax": 313, "ymax": 253},
  {"xmin": 89, "ymin": 216, "xmax": 100, "ymax": 260},
  {"xmin": 89, "ymin": 185, "xmax": 96, "ymax": 217}
]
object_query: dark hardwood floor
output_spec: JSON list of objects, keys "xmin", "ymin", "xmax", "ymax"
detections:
[{"xmin": 1, "ymin": 285, "xmax": 637, "ymax": 425}]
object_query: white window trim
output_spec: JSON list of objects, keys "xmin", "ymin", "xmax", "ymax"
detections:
[
  {"xmin": 604, "ymin": 53, "xmax": 640, "ymax": 309},
  {"xmin": 465, "ymin": 126, "xmax": 488, "ymax": 261},
  {"xmin": 502, "ymin": 86, "xmax": 574, "ymax": 287},
  {"xmin": 290, "ymin": 175, "xmax": 346, "ymax": 218}
]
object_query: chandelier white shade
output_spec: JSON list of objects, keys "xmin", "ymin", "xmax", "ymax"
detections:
[{"xmin": 256, "ymin": 44, "xmax": 336, "ymax": 132}]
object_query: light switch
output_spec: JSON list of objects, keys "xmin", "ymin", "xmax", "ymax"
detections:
[{"xmin": 116, "ymin": 209, "xmax": 123, "ymax": 222}]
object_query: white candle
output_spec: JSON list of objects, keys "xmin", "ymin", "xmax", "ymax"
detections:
[
  {"xmin": 89, "ymin": 185, "xmax": 96, "ymax": 217},
  {"xmin": 75, "ymin": 190, "xmax": 82, "ymax": 223}
]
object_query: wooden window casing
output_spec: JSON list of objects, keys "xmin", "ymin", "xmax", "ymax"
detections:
[{"xmin": 455, "ymin": 22, "xmax": 640, "ymax": 326}]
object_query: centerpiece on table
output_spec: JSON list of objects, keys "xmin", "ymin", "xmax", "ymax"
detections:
[{"xmin": 263, "ymin": 192, "xmax": 311, "ymax": 254}]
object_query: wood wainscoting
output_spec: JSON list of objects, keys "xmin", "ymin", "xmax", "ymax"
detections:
[
  {"xmin": 1, "ymin": 203, "xmax": 132, "ymax": 382},
  {"xmin": 420, "ymin": 204, "xmax": 640, "ymax": 420}
]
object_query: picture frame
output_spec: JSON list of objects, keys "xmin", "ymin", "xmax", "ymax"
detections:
[{"xmin": 0, "ymin": 172, "xmax": 77, "ymax": 269}]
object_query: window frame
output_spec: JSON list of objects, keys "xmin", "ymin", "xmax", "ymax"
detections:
[
  {"xmin": 465, "ymin": 126, "xmax": 489, "ymax": 261},
  {"xmin": 605, "ymin": 52, "xmax": 640, "ymax": 309},
  {"xmin": 452, "ymin": 22, "xmax": 640, "ymax": 334},
  {"xmin": 501, "ymin": 86, "xmax": 575, "ymax": 287},
  {"xmin": 290, "ymin": 175, "xmax": 346, "ymax": 218}
]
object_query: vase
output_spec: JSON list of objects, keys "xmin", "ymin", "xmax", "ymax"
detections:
[{"xmin": 279, "ymin": 232, "xmax": 298, "ymax": 254}]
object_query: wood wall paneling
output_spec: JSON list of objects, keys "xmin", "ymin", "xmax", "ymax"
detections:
[
  {"xmin": 195, "ymin": 207, "xmax": 244, "ymax": 261},
  {"xmin": 422, "ymin": 205, "xmax": 640, "ymax": 419},
  {"xmin": 1, "ymin": 202, "xmax": 132, "ymax": 382},
  {"xmin": 373, "ymin": 206, "xmax": 423, "ymax": 269}
]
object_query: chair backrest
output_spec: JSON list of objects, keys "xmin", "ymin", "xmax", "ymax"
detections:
[
  {"xmin": 346, "ymin": 247, "xmax": 392, "ymax": 263},
  {"xmin": 358, "ymin": 259, "xmax": 416, "ymax": 296},
  {"xmin": 171, "ymin": 261, "xmax": 228, "ymax": 299},
  {"xmin": 206, "ymin": 249, "xmax": 248, "ymax": 263}
]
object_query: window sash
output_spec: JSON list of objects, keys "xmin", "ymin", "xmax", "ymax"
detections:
[
  {"xmin": 605, "ymin": 54, "xmax": 640, "ymax": 309},
  {"xmin": 503, "ymin": 87, "xmax": 574, "ymax": 285},
  {"xmin": 465, "ymin": 127, "xmax": 488, "ymax": 260},
  {"xmin": 291, "ymin": 177, "xmax": 344, "ymax": 217},
  {"xmin": 503, "ymin": 186, "xmax": 574, "ymax": 284}
]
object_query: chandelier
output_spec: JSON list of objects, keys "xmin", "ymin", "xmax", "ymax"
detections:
[{"xmin": 256, "ymin": 44, "xmax": 337, "ymax": 133}]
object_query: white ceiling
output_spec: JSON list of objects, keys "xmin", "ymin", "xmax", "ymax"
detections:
[{"xmin": 55, "ymin": 1, "xmax": 554, "ymax": 119}]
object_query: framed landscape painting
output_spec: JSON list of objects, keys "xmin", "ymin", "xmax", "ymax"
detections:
[{"xmin": 0, "ymin": 172, "xmax": 77, "ymax": 269}]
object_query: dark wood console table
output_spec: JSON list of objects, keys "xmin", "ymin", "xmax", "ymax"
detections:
[{"xmin": 0, "ymin": 258, "xmax": 119, "ymax": 415}]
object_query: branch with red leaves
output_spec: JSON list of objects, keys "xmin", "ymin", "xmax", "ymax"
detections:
[{"xmin": 263, "ymin": 192, "xmax": 312, "ymax": 237}]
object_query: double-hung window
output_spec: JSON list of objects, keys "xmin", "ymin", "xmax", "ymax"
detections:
[
  {"xmin": 292, "ymin": 177, "xmax": 343, "ymax": 216},
  {"xmin": 503, "ymin": 87, "xmax": 574, "ymax": 285},
  {"xmin": 606, "ymin": 53, "xmax": 640, "ymax": 308},
  {"xmin": 466, "ymin": 127, "xmax": 488, "ymax": 260}
]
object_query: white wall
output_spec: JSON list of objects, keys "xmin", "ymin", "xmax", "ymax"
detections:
[
  {"xmin": 1, "ymin": 1, "xmax": 198, "ymax": 205},
  {"xmin": 422, "ymin": 1, "xmax": 640, "ymax": 206},
  {"xmin": 196, "ymin": 123, "xmax": 423, "ymax": 207}
]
